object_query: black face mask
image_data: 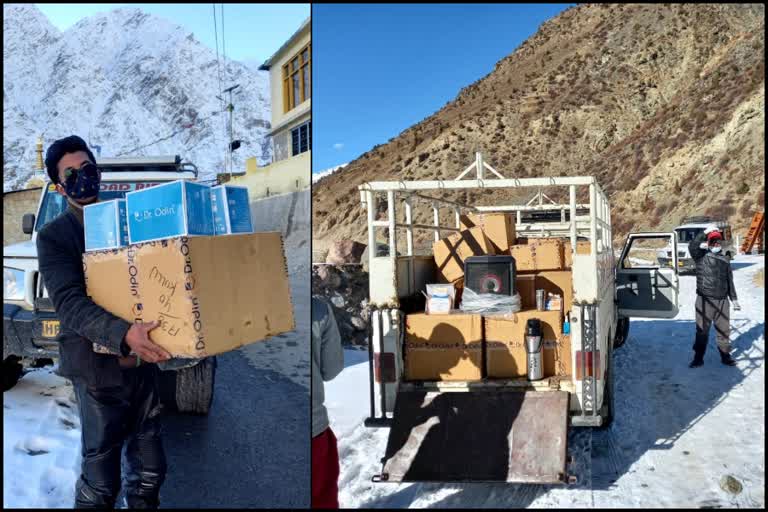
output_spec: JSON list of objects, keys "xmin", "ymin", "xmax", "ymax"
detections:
[{"xmin": 62, "ymin": 161, "xmax": 101, "ymax": 200}]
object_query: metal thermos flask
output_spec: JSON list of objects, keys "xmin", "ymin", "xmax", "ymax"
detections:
[{"xmin": 525, "ymin": 318, "xmax": 544, "ymax": 381}]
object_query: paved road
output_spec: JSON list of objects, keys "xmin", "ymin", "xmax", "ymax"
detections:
[
  {"xmin": 157, "ymin": 240, "xmax": 311, "ymax": 509},
  {"xmin": 158, "ymin": 349, "xmax": 309, "ymax": 508}
]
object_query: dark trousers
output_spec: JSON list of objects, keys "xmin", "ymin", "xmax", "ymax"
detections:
[
  {"xmin": 72, "ymin": 363, "xmax": 166, "ymax": 509},
  {"xmin": 694, "ymin": 295, "xmax": 731, "ymax": 356},
  {"xmin": 312, "ymin": 427, "xmax": 340, "ymax": 509}
]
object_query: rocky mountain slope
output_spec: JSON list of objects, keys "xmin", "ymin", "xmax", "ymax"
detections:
[
  {"xmin": 3, "ymin": 4, "xmax": 271, "ymax": 191},
  {"xmin": 313, "ymin": 3, "xmax": 765, "ymax": 253}
]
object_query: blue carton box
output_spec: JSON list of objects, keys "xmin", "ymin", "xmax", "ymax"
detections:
[
  {"xmin": 84, "ymin": 199, "xmax": 129, "ymax": 252},
  {"xmin": 211, "ymin": 185, "xmax": 253, "ymax": 235},
  {"xmin": 126, "ymin": 180, "xmax": 214, "ymax": 244}
]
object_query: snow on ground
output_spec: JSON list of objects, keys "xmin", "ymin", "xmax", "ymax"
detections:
[
  {"xmin": 324, "ymin": 254, "xmax": 765, "ymax": 508},
  {"xmin": 312, "ymin": 163, "xmax": 348, "ymax": 184},
  {"xmin": 3, "ymin": 368, "xmax": 81, "ymax": 509}
]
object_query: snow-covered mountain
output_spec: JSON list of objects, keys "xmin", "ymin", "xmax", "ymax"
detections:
[
  {"xmin": 312, "ymin": 162, "xmax": 348, "ymax": 184},
  {"xmin": 3, "ymin": 4, "xmax": 272, "ymax": 191}
]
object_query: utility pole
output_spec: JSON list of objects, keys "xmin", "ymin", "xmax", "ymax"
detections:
[{"xmin": 217, "ymin": 83, "xmax": 240, "ymax": 176}]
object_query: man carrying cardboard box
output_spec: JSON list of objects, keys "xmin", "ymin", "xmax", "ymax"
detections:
[{"xmin": 37, "ymin": 135, "xmax": 172, "ymax": 509}]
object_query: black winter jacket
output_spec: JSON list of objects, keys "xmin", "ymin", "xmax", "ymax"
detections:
[
  {"xmin": 688, "ymin": 232, "xmax": 738, "ymax": 301},
  {"xmin": 36, "ymin": 204, "xmax": 131, "ymax": 388}
]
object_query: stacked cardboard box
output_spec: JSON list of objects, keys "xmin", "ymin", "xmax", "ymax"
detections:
[
  {"xmin": 126, "ymin": 180, "xmax": 215, "ymax": 244},
  {"xmin": 84, "ymin": 199, "xmax": 129, "ymax": 252},
  {"xmin": 432, "ymin": 213, "xmax": 517, "ymax": 284},
  {"xmin": 404, "ymin": 308, "xmax": 572, "ymax": 381},
  {"xmin": 484, "ymin": 311, "xmax": 565, "ymax": 378},
  {"xmin": 531, "ymin": 270, "xmax": 573, "ymax": 314},
  {"xmin": 459, "ymin": 213, "xmax": 516, "ymax": 254},
  {"xmin": 433, "ymin": 227, "xmax": 495, "ymax": 283},
  {"xmin": 404, "ymin": 313, "xmax": 483, "ymax": 381},
  {"xmin": 509, "ymin": 237, "xmax": 566, "ymax": 272},
  {"xmin": 417, "ymin": 224, "xmax": 576, "ymax": 382},
  {"xmin": 564, "ymin": 239, "xmax": 592, "ymax": 268}
]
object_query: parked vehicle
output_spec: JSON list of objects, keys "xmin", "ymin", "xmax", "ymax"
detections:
[
  {"xmin": 657, "ymin": 216, "xmax": 734, "ymax": 273},
  {"xmin": 3, "ymin": 156, "xmax": 216, "ymax": 414},
  {"xmin": 358, "ymin": 153, "xmax": 680, "ymax": 484}
]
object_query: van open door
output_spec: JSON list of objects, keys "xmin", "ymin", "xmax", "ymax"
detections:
[{"xmin": 616, "ymin": 232, "xmax": 680, "ymax": 318}]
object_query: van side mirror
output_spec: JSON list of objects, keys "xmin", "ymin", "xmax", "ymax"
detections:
[{"xmin": 22, "ymin": 214, "xmax": 35, "ymax": 235}]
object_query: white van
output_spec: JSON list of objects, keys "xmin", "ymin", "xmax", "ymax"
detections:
[{"xmin": 657, "ymin": 216, "xmax": 735, "ymax": 273}]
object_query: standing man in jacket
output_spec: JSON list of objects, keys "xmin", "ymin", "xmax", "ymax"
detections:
[
  {"xmin": 37, "ymin": 135, "xmax": 172, "ymax": 508},
  {"xmin": 311, "ymin": 297, "xmax": 344, "ymax": 509},
  {"xmin": 688, "ymin": 225, "xmax": 740, "ymax": 368}
]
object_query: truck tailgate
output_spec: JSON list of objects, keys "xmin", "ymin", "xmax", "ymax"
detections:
[{"xmin": 379, "ymin": 389, "xmax": 569, "ymax": 483}]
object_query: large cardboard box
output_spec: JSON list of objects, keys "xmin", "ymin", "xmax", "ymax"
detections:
[
  {"xmin": 404, "ymin": 313, "xmax": 482, "ymax": 381},
  {"xmin": 459, "ymin": 213, "xmax": 516, "ymax": 253},
  {"xmin": 433, "ymin": 227, "xmax": 495, "ymax": 283},
  {"xmin": 510, "ymin": 238, "xmax": 565, "ymax": 271},
  {"xmin": 84, "ymin": 199, "xmax": 129, "ymax": 252},
  {"xmin": 535, "ymin": 270, "xmax": 574, "ymax": 314},
  {"xmin": 83, "ymin": 233, "xmax": 294, "ymax": 358},
  {"xmin": 543, "ymin": 334, "xmax": 572, "ymax": 377},
  {"xmin": 484, "ymin": 310, "xmax": 562, "ymax": 378},
  {"xmin": 563, "ymin": 239, "xmax": 592, "ymax": 268},
  {"xmin": 126, "ymin": 180, "xmax": 214, "ymax": 244}
]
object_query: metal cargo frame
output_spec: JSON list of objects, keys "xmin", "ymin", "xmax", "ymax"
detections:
[{"xmin": 359, "ymin": 152, "xmax": 612, "ymax": 306}]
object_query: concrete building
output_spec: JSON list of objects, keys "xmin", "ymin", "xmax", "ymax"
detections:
[
  {"xmin": 3, "ymin": 188, "xmax": 42, "ymax": 247},
  {"xmin": 230, "ymin": 17, "xmax": 310, "ymax": 199}
]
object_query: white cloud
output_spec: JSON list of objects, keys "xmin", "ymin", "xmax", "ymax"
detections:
[{"xmin": 333, "ymin": 143, "xmax": 344, "ymax": 150}]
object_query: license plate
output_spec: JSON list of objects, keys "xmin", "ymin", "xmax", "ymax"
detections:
[{"xmin": 41, "ymin": 320, "xmax": 60, "ymax": 338}]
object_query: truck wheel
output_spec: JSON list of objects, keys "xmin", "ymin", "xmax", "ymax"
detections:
[
  {"xmin": 597, "ymin": 337, "xmax": 614, "ymax": 430},
  {"xmin": 159, "ymin": 357, "xmax": 216, "ymax": 415},
  {"xmin": 3, "ymin": 356, "xmax": 24, "ymax": 391},
  {"xmin": 613, "ymin": 317, "xmax": 630, "ymax": 349}
]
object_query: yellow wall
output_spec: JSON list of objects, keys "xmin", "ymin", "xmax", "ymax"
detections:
[
  {"xmin": 230, "ymin": 151, "xmax": 310, "ymax": 200},
  {"xmin": 269, "ymin": 22, "xmax": 311, "ymax": 134}
]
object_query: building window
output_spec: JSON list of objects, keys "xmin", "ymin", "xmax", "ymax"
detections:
[
  {"xmin": 291, "ymin": 121, "xmax": 311, "ymax": 156},
  {"xmin": 283, "ymin": 43, "xmax": 310, "ymax": 113}
]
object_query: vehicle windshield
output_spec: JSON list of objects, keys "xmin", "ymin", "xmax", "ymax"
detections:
[
  {"xmin": 35, "ymin": 181, "xmax": 165, "ymax": 232},
  {"xmin": 676, "ymin": 228, "xmax": 704, "ymax": 243}
]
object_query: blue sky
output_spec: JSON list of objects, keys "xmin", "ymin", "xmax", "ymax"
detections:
[
  {"xmin": 312, "ymin": 3, "xmax": 573, "ymax": 173},
  {"xmin": 35, "ymin": 3, "xmax": 309, "ymax": 64}
]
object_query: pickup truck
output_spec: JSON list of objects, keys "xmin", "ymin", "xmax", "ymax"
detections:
[
  {"xmin": 358, "ymin": 153, "xmax": 680, "ymax": 483},
  {"xmin": 3, "ymin": 155, "xmax": 216, "ymax": 414}
]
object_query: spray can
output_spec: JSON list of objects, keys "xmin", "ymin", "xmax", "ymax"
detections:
[{"xmin": 525, "ymin": 318, "xmax": 544, "ymax": 381}]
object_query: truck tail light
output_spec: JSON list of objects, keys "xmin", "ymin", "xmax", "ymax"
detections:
[
  {"xmin": 575, "ymin": 350, "xmax": 601, "ymax": 380},
  {"xmin": 374, "ymin": 352, "xmax": 396, "ymax": 383}
]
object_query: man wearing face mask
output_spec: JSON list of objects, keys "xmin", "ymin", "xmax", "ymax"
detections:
[
  {"xmin": 36, "ymin": 135, "xmax": 172, "ymax": 509},
  {"xmin": 687, "ymin": 224, "xmax": 739, "ymax": 368}
]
